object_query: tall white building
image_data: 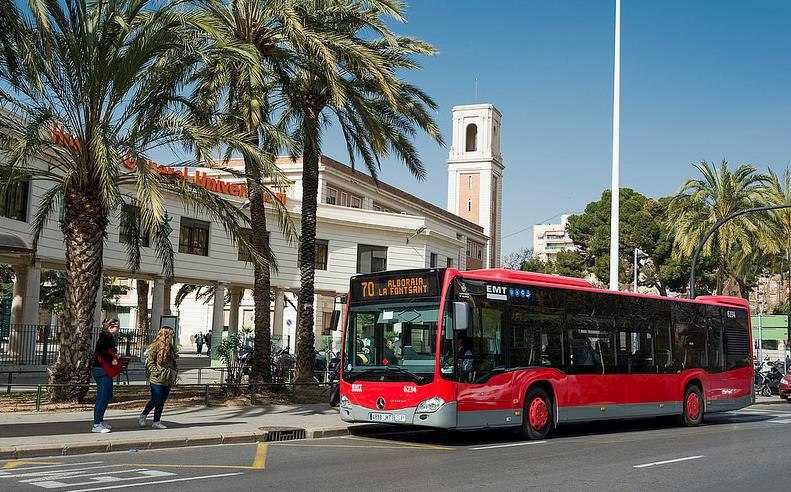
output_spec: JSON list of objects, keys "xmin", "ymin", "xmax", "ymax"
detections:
[
  {"xmin": 446, "ymin": 104, "xmax": 505, "ymax": 268},
  {"xmin": 533, "ymin": 214, "xmax": 575, "ymax": 261}
]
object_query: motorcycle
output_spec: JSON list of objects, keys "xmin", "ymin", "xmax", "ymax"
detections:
[{"xmin": 755, "ymin": 360, "xmax": 785, "ymax": 396}]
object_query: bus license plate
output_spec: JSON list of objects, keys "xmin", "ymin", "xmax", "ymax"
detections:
[{"xmin": 370, "ymin": 412, "xmax": 406, "ymax": 423}]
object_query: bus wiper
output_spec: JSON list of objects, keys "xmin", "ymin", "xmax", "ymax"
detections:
[{"xmin": 384, "ymin": 365, "xmax": 426, "ymax": 383}]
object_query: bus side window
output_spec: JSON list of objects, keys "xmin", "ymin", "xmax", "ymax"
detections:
[
  {"xmin": 651, "ymin": 300, "xmax": 673, "ymax": 373},
  {"xmin": 706, "ymin": 306, "xmax": 724, "ymax": 372}
]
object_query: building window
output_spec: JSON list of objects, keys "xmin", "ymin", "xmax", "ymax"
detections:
[
  {"xmin": 0, "ymin": 181, "xmax": 29, "ymax": 222},
  {"xmin": 325, "ymin": 187, "xmax": 337, "ymax": 205},
  {"xmin": 179, "ymin": 217, "xmax": 210, "ymax": 256},
  {"xmin": 447, "ymin": 257, "xmax": 453, "ymax": 268},
  {"xmin": 237, "ymin": 228, "xmax": 269, "ymax": 262},
  {"xmin": 298, "ymin": 239, "xmax": 330, "ymax": 270},
  {"xmin": 119, "ymin": 203, "xmax": 150, "ymax": 247},
  {"xmin": 467, "ymin": 199, "xmax": 472, "ymax": 212},
  {"xmin": 315, "ymin": 239, "xmax": 329, "ymax": 270},
  {"xmin": 357, "ymin": 244, "xmax": 387, "ymax": 274},
  {"xmin": 466, "ymin": 240, "xmax": 483, "ymax": 261},
  {"xmin": 325, "ymin": 185, "xmax": 362, "ymax": 208},
  {"xmin": 465, "ymin": 123, "xmax": 477, "ymax": 152},
  {"xmin": 430, "ymin": 252, "xmax": 438, "ymax": 268}
]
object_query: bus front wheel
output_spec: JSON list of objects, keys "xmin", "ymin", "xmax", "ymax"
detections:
[
  {"xmin": 681, "ymin": 385, "xmax": 704, "ymax": 427},
  {"xmin": 520, "ymin": 387, "xmax": 553, "ymax": 440}
]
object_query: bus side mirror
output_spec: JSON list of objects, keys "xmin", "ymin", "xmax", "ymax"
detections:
[
  {"xmin": 453, "ymin": 302, "xmax": 470, "ymax": 332},
  {"xmin": 329, "ymin": 310, "xmax": 341, "ymax": 331}
]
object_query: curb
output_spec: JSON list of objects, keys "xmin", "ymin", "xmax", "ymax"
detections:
[
  {"xmin": 754, "ymin": 399, "xmax": 790, "ymax": 405},
  {"xmin": 0, "ymin": 425, "xmax": 355, "ymax": 460}
]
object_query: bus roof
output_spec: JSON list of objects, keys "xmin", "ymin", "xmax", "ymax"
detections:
[{"xmin": 457, "ymin": 268, "xmax": 750, "ymax": 311}]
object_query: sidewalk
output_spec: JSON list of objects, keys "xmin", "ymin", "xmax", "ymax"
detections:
[{"xmin": 0, "ymin": 403, "xmax": 360, "ymax": 459}]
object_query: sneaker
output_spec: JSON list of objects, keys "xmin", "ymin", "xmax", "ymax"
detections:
[
  {"xmin": 138, "ymin": 414, "xmax": 147, "ymax": 428},
  {"xmin": 91, "ymin": 423, "xmax": 111, "ymax": 433},
  {"xmin": 101, "ymin": 421, "xmax": 112, "ymax": 430},
  {"xmin": 151, "ymin": 421, "xmax": 167, "ymax": 430}
]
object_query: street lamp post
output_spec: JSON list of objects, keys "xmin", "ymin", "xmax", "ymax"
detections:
[
  {"xmin": 608, "ymin": 0, "xmax": 621, "ymax": 291},
  {"xmin": 633, "ymin": 248, "xmax": 642, "ymax": 292}
]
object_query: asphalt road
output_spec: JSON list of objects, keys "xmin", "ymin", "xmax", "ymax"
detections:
[{"xmin": 3, "ymin": 402, "xmax": 791, "ymax": 491}]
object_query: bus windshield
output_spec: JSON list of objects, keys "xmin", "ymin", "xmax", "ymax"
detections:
[{"xmin": 343, "ymin": 302, "xmax": 440, "ymax": 384}]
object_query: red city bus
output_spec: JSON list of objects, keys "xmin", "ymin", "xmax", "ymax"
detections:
[{"xmin": 338, "ymin": 268, "xmax": 753, "ymax": 439}]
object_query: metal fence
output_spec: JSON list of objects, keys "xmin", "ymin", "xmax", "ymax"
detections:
[{"xmin": 0, "ymin": 325, "xmax": 146, "ymax": 367}]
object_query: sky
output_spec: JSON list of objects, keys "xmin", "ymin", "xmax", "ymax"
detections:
[{"xmin": 315, "ymin": 0, "xmax": 791, "ymax": 254}]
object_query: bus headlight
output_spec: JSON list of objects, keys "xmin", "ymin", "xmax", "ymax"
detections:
[
  {"xmin": 782, "ymin": 378, "xmax": 789, "ymax": 385},
  {"xmin": 340, "ymin": 395, "xmax": 351, "ymax": 409},
  {"xmin": 416, "ymin": 397, "xmax": 445, "ymax": 413}
]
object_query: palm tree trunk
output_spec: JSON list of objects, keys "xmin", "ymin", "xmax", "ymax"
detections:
[
  {"xmin": 295, "ymin": 111, "xmax": 320, "ymax": 382},
  {"xmin": 48, "ymin": 187, "xmax": 107, "ymax": 402},
  {"xmin": 135, "ymin": 279, "xmax": 149, "ymax": 340},
  {"xmin": 248, "ymin": 178, "xmax": 272, "ymax": 385}
]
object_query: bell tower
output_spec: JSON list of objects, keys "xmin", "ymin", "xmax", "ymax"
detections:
[{"xmin": 447, "ymin": 104, "xmax": 504, "ymax": 268}]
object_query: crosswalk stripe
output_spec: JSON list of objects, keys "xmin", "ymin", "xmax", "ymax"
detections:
[{"xmin": 0, "ymin": 464, "xmax": 122, "ymax": 479}]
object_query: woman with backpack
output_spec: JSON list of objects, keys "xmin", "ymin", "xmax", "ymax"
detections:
[
  {"xmin": 138, "ymin": 328, "xmax": 178, "ymax": 429},
  {"xmin": 91, "ymin": 319, "xmax": 123, "ymax": 433}
]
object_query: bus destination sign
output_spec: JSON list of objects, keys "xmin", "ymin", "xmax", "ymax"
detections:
[{"xmin": 351, "ymin": 272, "xmax": 440, "ymax": 302}]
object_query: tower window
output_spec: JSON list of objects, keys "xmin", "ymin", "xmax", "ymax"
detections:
[
  {"xmin": 467, "ymin": 199, "xmax": 472, "ymax": 212},
  {"xmin": 465, "ymin": 124, "xmax": 477, "ymax": 152}
]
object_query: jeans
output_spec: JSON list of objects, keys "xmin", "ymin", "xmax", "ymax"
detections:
[
  {"xmin": 92, "ymin": 367, "xmax": 113, "ymax": 425},
  {"xmin": 142, "ymin": 384, "xmax": 171, "ymax": 422}
]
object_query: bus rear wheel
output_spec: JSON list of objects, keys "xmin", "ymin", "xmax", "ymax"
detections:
[
  {"xmin": 520, "ymin": 387, "xmax": 553, "ymax": 440},
  {"xmin": 681, "ymin": 385, "xmax": 704, "ymax": 427}
]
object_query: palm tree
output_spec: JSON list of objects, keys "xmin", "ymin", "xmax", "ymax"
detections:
[
  {"xmin": 767, "ymin": 168, "xmax": 791, "ymax": 307},
  {"xmin": 283, "ymin": 1, "xmax": 443, "ymax": 381},
  {"xmin": 186, "ymin": 0, "xmax": 308, "ymax": 385},
  {"xmin": 669, "ymin": 160, "xmax": 774, "ymax": 295},
  {"xmin": 0, "ymin": 0, "xmax": 264, "ymax": 401}
]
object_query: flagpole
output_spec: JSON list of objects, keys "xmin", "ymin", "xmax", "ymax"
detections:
[{"xmin": 609, "ymin": 0, "xmax": 621, "ymax": 291}]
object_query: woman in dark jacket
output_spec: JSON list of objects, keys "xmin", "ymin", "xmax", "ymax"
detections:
[{"xmin": 91, "ymin": 319, "xmax": 120, "ymax": 433}]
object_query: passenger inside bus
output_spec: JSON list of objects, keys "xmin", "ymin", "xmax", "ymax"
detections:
[{"xmin": 456, "ymin": 336, "xmax": 475, "ymax": 382}]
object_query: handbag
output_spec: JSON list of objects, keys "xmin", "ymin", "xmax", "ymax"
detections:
[{"xmin": 99, "ymin": 348, "xmax": 124, "ymax": 378}]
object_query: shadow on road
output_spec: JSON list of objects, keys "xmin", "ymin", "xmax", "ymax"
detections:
[
  {"xmin": 348, "ymin": 410, "xmax": 777, "ymax": 448},
  {"xmin": 1, "ymin": 418, "xmax": 245, "ymax": 438}
]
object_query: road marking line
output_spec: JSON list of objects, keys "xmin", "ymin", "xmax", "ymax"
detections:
[
  {"xmin": 68, "ymin": 472, "xmax": 244, "ymax": 492},
  {"xmin": 33, "ymin": 469, "xmax": 175, "ymax": 489},
  {"xmin": 122, "ymin": 464, "xmax": 256, "ymax": 470},
  {"xmin": 269, "ymin": 443, "xmax": 436, "ymax": 450},
  {"xmin": 20, "ymin": 468, "xmax": 154, "ymax": 484},
  {"xmin": 768, "ymin": 418, "xmax": 791, "ymax": 423},
  {"xmin": 470, "ymin": 441, "xmax": 547, "ymax": 451},
  {"xmin": 0, "ymin": 464, "xmax": 121, "ymax": 479},
  {"xmin": 252, "ymin": 442, "xmax": 268, "ymax": 470},
  {"xmin": 341, "ymin": 436, "xmax": 455, "ymax": 451},
  {"xmin": 2, "ymin": 460, "xmax": 62, "ymax": 470},
  {"xmin": 634, "ymin": 455, "xmax": 704, "ymax": 468}
]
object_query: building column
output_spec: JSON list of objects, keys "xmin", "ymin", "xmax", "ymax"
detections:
[
  {"xmin": 10, "ymin": 265, "xmax": 27, "ymax": 325},
  {"xmin": 150, "ymin": 278, "xmax": 165, "ymax": 339},
  {"xmin": 163, "ymin": 280, "xmax": 173, "ymax": 316},
  {"xmin": 22, "ymin": 263, "xmax": 41, "ymax": 325},
  {"xmin": 228, "ymin": 287, "xmax": 241, "ymax": 337},
  {"xmin": 210, "ymin": 282, "xmax": 226, "ymax": 367},
  {"xmin": 9, "ymin": 264, "xmax": 40, "ymax": 360},
  {"xmin": 94, "ymin": 273, "xmax": 103, "ymax": 328},
  {"xmin": 272, "ymin": 289, "xmax": 285, "ymax": 350}
]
